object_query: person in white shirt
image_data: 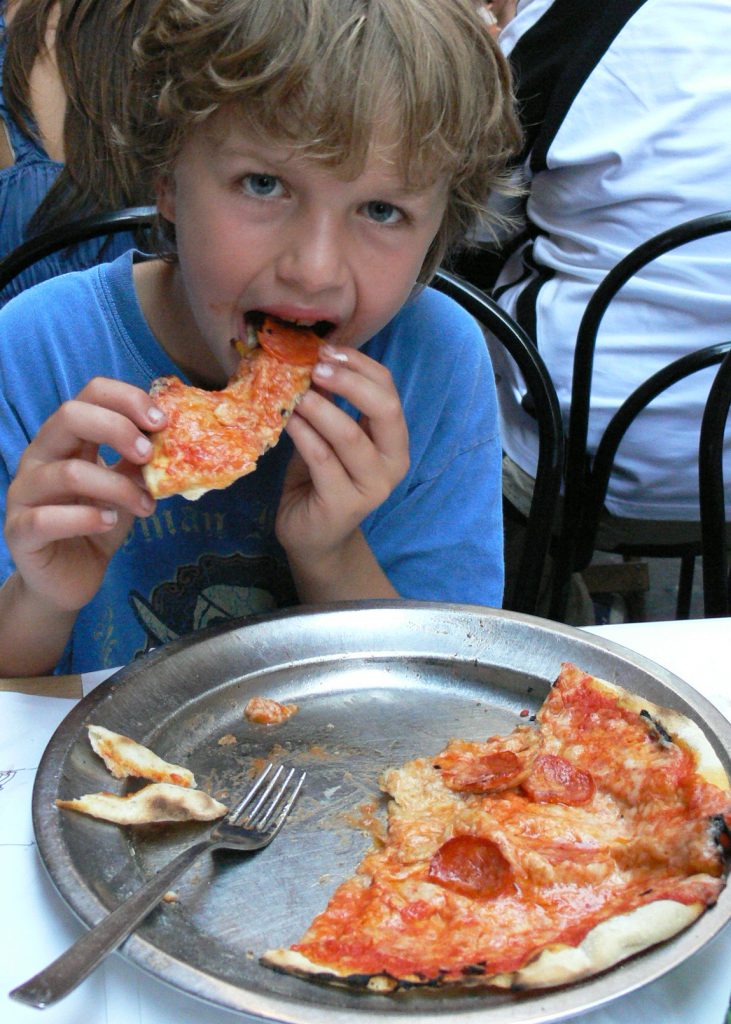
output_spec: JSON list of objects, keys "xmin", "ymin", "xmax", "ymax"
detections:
[{"xmin": 481, "ymin": 0, "xmax": 731, "ymax": 619}]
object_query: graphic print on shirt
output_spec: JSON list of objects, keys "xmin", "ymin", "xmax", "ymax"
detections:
[{"xmin": 128, "ymin": 551, "xmax": 297, "ymax": 656}]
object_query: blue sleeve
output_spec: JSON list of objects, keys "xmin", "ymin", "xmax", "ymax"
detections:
[
  {"xmin": 362, "ymin": 288, "xmax": 504, "ymax": 608},
  {"xmin": 0, "ymin": 256, "xmax": 152, "ymax": 587},
  {"xmin": 0, "ymin": 288, "xmax": 63, "ymax": 586},
  {"xmin": 0, "ymin": 400, "xmax": 23, "ymax": 585}
]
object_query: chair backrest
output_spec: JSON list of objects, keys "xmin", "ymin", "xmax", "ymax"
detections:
[
  {"xmin": 699, "ymin": 348, "xmax": 731, "ymax": 617},
  {"xmin": 575, "ymin": 341, "xmax": 731, "ymax": 564},
  {"xmin": 548, "ymin": 210, "xmax": 731, "ymax": 620},
  {"xmin": 0, "ymin": 205, "xmax": 157, "ymax": 292},
  {"xmin": 433, "ymin": 268, "xmax": 564, "ymax": 616}
]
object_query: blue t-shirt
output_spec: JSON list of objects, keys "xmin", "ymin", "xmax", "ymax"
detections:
[
  {"xmin": 0, "ymin": 10, "xmax": 139, "ymax": 307},
  {"xmin": 0, "ymin": 251, "xmax": 504, "ymax": 673}
]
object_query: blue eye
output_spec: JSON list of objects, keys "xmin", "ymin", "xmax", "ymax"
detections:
[
  {"xmin": 243, "ymin": 173, "xmax": 282, "ymax": 197},
  {"xmin": 364, "ymin": 200, "xmax": 402, "ymax": 225}
]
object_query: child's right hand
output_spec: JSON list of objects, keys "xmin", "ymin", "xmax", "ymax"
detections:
[{"xmin": 4, "ymin": 377, "xmax": 166, "ymax": 614}]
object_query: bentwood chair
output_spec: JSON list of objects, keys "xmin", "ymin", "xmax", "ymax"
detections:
[
  {"xmin": 433, "ymin": 269, "xmax": 563, "ymax": 616},
  {"xmin": 548, "ymin": 210, "xmax": 731, "ymax": 622},
  {"xmin": 699, "ymin": 348, "xmax": 731, "ymax": 617},
  {"xmin": 0, "ymin": 205, "xmax": 156, "ymax": 292}
]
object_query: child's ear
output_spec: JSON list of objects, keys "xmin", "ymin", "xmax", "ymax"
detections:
[{"xmin": 156, "ymin": 173, "xmax": 176, "ymax": 223}]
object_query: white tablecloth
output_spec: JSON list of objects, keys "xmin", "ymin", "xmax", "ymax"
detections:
[{"xmin": 1, "ymin": 618, "xmax": 730, "ymax": 1024}]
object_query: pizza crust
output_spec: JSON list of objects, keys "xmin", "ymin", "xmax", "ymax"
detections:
[
  {"xmin": 55, "ymin": 782, "xmax": 227, "ymax": 825},
  {"xmin": 260, "ymin": 948, "xmax": 404, "ymax": 992},
  {"xmin": 262, "ymin": 897, "xmax": 703, "ymax": 992},
  {"xmin": 487, "ymin": 898, "xmax": 703, "ymax": 989},
  {"xmin": 143, "ymin": 461, "xmax": 211, "ymax": 502},
  {"xmin": 88, "ymin": 725, "xmax": 196, "ymax": 787}
]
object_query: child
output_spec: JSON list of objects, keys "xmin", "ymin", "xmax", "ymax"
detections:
[{"xmin": 0, "ymin": 0, "xmax": 521, "ymax": 676}]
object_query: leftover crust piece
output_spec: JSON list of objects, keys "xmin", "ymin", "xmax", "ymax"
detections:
[
  {"xmin": 55, "ymin": 782, "xmax": 227, "ymax": 825},
  {"xmin": 88, "ymin": 724, "xmax": 196, "ymax": 787},
  {"xmin": 262, "ymin": 663, "xmax": 731, "ymax": 992}
]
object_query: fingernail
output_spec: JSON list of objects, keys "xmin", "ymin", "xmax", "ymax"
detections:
[
  {"xmin": 101, "ymin": 509, "xmax": 118, "ymax": 525},
  {"xmin": 148, "ymin": 406, "xmax": 165, "ymax": 424},
  {"xmin": 313, "ymin": 362, "xmax": 334, "ymax": 378},
  {"xmin": 321, "ymin": 344, "xmax": 348, "ymax": 363},
  {"xmin": 135, "ymin": 436, "xmax": 152, "ymax": 456}
]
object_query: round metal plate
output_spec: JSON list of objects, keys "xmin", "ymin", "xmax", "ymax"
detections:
[{"xmin": 32, "ymin": 602, "xmax": 731, "ymax": 1024}]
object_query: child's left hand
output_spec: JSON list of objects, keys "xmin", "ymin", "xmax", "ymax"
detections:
[{"xmin": 275, "ymin": 344, "xmax": 409, "ymax": 587}]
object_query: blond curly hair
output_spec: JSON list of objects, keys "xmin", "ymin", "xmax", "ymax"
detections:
[{"xmin": 125, "ymin": 0, "xmax": 522, "ymax": 280}]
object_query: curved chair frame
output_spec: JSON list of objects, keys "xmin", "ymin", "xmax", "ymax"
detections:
[
  {"xmin": 434, "ymin": 269, "xmax": 564, "ymax": 616},
  {"xmin": 699, "ymin": 349, "xmax": 731, "ymax": 617},
  {"xmin": 549, "ymin": 209, "xmax": 731, "ymax": 620},
  {"xmin": 0, "ymin": 206, "xmax": 157, "ymax": 291},
  {"xmin": 580, "ymin": 341, "xmax": 731, "ymax": 565}
]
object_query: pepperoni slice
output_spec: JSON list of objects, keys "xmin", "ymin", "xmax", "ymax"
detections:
[
  {"xmin": 257, "ymin": 317, "xmax": 322, "ymax": 366},
  {"xmin": 521, "ymin": 754, "xmax": 595, "ymax": 805},
  {"xmin": 427, "ymin": 835, "xmax": 513, "ymax": 898}
]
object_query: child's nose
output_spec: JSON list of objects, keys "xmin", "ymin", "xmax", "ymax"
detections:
[{"xmin": 276, "ymin": 214, "xmax": 346, "ymax": 294}]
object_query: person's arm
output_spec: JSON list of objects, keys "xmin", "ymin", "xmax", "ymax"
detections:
[
  {"xmin": 287, "ymin": 525, "xmax": 398, "ymax": 603},
  {"xmin": 349, "ymin": 292, "xmax": 504, "ymax": 609},
  {"xmin": 0, "ymin": 572, "xmax": 77, "ymax": 676},
  {"xmin": 0, "ymin": 377, "xmax": 165, "ymax": 677}
]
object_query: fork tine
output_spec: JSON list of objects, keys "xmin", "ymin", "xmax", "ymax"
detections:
[
  {"xmin": 226, "ymin": 762, "xmax": 274, "ymax": 821},
  {"xmin": 265, "ymin": 770, "xmax": 306, "ymax": 838},
  {"xmin": 254, "ymin": 766, "xmax": 296, "ymax": 829},
  {"xmin": 235, "ymin": 764, "xmax": 284, "ymax": 824}
]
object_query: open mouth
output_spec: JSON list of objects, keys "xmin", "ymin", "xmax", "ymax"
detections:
[{"xmin": 243, "ymin": 311, "xmax": 335, "ymax": 349}]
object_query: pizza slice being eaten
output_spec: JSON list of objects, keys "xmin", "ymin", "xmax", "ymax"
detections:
[
  {"xmin": 143, "ymin": 315, "xmax": 322, "ymax": 500},
  {"xmin": 262, "ymin": 663, "xmax": 731, "ymax": 993}
]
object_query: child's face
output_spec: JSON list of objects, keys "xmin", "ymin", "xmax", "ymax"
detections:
[{"xmin": 156, "ymin": 109, "xmax": 448, "ymax": 382}]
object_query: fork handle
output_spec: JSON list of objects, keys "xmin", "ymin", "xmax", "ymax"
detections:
[{"xmin": 10, "ymin": 837, "xmax": 215, "ymax": 1008}]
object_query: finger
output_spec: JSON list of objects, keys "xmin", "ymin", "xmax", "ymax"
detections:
[
  {"xmin": 9, "ymin": 458, "xmax": 156, "ymax": 519},
  {"xmin": 285, "ymin": 408, "xmax": 355, "ymax": 497},
  {"xmin": 286, "ymin": 406, "xmax": 397, "ymax": 518},
  {"xmin": 317, "ymin": 344, "xmax": 392, "ymax": 385},
  {"xmin": 311, "ymin": 350, "xmax": 407, "ymax": 460},
  {"xmin": 6, "ymin": 503, "xmax": 126, "ymax": 555},
  {"xmin": 30, "ymin": 399, "xmax": 159, "ymax": 467},
  {"xmin": 29, "ymin": 377, "xmax": 164, "ymax": 463},
  {"xmin": 293, "ymin": 389, "xmax": 407, "ymax": 495},
  {"xmin": 75, "ymin": 376, "xmax": 167, "ymax": 430}
]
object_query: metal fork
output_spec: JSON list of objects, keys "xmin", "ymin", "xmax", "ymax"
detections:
[{"xmin": 10, "ymin": 763, "xmax": 305, "ymax": 1009}]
